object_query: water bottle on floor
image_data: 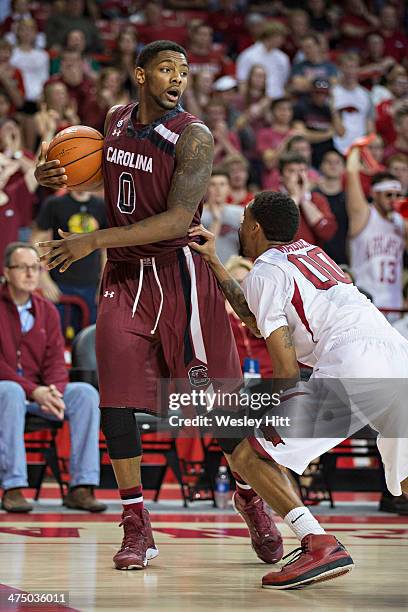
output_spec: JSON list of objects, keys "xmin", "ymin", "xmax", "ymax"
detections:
[{"xmin": 214, "ymin": 466, "xmax": 230, "ymax": 509}]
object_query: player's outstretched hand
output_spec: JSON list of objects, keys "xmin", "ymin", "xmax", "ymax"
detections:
[
  {"xmin": 34, "ymin": 141, "xmax": 68, "ymax": 189},
  {"xmin": 188, "ymin": 225, "xmax": 219, "ymax": 264},
  {"xmin": 37, "ymin": 229, "xmax": 97, "ymax": 273}
]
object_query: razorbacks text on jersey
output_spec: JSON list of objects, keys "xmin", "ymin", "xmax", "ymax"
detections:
[
  {"xmin": 102, "ymin": 103, "xmax": 204, "ymax": 260},
  {"xmin": 350, "ymin": 206, "xmax": 405, "ymax": 310},
  {"xmin": 242, "ymin": 239, "xmax": 394, "ymax": 367}
]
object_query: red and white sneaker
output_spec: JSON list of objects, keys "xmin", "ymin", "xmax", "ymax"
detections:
[
  {"xmin": 143, "ymin": 508, "xmax": 159, "ymax": 561},
  {"xmin": 262, "ymin": 534, "xmax": 354, "ymax": 589},
  {"xmin": 232, "ymin": 492, "xmax": 283, "ymax": 564},
  {"xmin": 113, "ymin": 509, "xmax": 153, "ymax": 570}
]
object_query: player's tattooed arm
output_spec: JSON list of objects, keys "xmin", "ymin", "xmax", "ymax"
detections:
[
  {"xmin": 219, "ymin": 279, "xmax": 260, "ymax": 334},
  {"xmin": 265, "ymin": 326, "xmax": 300, "ymax": 385},
  {"xmin": 167, "ymin": 123, "xmax": 214, "ymax": 216}
]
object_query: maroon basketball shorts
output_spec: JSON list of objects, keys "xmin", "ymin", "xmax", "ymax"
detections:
[{"xmin": 96, "ymin": 247, "xmax": 242, "ymax": 416}]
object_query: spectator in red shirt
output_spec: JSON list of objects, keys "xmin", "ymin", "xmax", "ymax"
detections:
[
  {"xmin": 375, "ymin": 71, "xmax": 408, "ymax": 146},
  {"xmin": 135, "ymin": 0, "xmax": 186, "ymax": 46},
  {"xmin": 223, "ymin": 154, "xmax": 254, "ymax": 207},
  {"xmin": 46, "ymin": 49, "xmax": 95, "ymax": 123},
  {"xmin": 0, "ymin": 242, "xmax": 105, "ymax": 513},
  {"xmin": 383, "ymin": 107, "xmax": 408, "ymax": 161},
  {"xmin": 187, "ymin": 22, "xmax": 234, "ymax": 79},
  {"xmin": 339, "ymin": 0, "xmax": 379, "ymax": 52},
  {"xmin": 225, "ymin": 255, "xmax": 273, "ymax": 378},
  {"xmin": 379, "ymin": 4, "xmax": 408, "ymax": 64},
  {"xmin": 0, "ymin": 155, "xmax": 36, "ymax": 276},
  {"xmin": 278, "ymin": 152, "xmax": 337, "ymax": 246},
  {"xmin": 0, "ymin": 37, "xmax": 24, "ymax": 111},
  {"xmin": 257, "ymin": 97, "xmax": 295, "ymax": 178}
]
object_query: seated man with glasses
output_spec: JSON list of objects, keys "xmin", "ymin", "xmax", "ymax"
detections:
[
  {"xmin": 346, "ymin": 147, "xmax": 407, "ymax": 318},
  {"xmin": 0, "ymin": 242, "xmax": 106, "ymax": 513}
]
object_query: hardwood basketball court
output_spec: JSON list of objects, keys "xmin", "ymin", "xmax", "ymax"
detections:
[{"xmin": 0, "ymin": 488, "xmax": 407, "ymax": 612}]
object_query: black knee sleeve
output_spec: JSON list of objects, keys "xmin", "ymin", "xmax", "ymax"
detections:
[
  {"xmin": 100, "ymin": 407, "xmax": 142, "ymax": 459},
  {"xmin": 216, "ymin": 437, "xmax": 244, "ymax": 454}
]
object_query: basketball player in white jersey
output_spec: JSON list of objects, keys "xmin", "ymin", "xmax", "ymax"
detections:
[
  {"xmin": 346, "ymin": 147, "xmax": 407, "ymax": 316},
  {"xmin": 189, "ymin": 190, "xmax": 408, "ymax": 589}
]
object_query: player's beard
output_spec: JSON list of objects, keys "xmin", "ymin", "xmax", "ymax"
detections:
[
  {"xmin": 238, "ymin": 229, "xmax": 245, "ymax": 257},
  {"xmin": 152, "ymin": 92, "xmax": 178, "ymax": 111}
]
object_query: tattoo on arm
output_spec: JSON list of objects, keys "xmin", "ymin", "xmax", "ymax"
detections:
[
  {"xmin": 220, "ymin": 279, "xmax": 258, "ymax": 328},
  {"xmin": 168, "ymin": 123, "xmax": 214, "ymax": 215},
  {"xmin": 281, "ymin": 326, "xmax": 294, "ymax": 349}
]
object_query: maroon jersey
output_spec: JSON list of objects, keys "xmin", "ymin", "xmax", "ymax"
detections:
[{"xmin": 102, "ymin": 103, "xmax": 204, "ymax": 261}]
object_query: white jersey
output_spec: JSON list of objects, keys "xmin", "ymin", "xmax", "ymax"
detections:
[
  {"xmin": 350, "ymin": 206, "xmax": 405, "ymax": 310},
  {"xmin": 242, "ymin": 239, "xmax": 395, "ymax": 368}
]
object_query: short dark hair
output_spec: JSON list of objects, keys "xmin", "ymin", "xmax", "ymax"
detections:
[
  {"xmin": 270, "ymin": 96, "xmax": 292, "ymax": 112},
  {"xmin": 211, "ymin": 168, "xmax": 230, "ymax": 180},
  {"xmin": 249, "ymin": 191, "xmax": 300, "ymax": 242},
  {"xmin": 136, "ymin": 40, "xmax": 187, "ymax": 68},
  {"xmin": 371, "ymin": 171, "xmax": 397, "ymax": 187},
  {"xmin": 3, "ymin": 242, "xmax": 38, "ymax": 268},
  {"xmin": 279, "ymin": 152, "xmax": 308, "ymax": 174}
]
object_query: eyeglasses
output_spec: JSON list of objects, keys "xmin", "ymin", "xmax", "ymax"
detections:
[{"xmin": 7, "ymin": 264, "xmax": 42, "ymax": 273}]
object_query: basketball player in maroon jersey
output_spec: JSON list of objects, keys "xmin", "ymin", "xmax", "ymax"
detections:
[{"xmin": 34, "ymin": 41, "xmax": 284, "ymax": 573}]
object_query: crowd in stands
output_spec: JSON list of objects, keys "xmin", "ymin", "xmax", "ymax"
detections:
[{"xmin": 0, "ymin": 0, "xmax": 407, "ymax": 344}]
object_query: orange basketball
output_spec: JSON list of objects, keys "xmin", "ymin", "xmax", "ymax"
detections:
[{"xmin": 46, "ymin": 125, "xmax": 104, "ymax": 191}]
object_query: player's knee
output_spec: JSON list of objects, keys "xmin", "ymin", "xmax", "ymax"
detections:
[{"xmin": 100, "ymin": 407, "xmax": 142, "ymax": 460}]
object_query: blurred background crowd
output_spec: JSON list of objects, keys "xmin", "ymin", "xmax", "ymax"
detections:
[{"xmin": 0, "ymin": 0, "xmax": 408, "ymax": 348}]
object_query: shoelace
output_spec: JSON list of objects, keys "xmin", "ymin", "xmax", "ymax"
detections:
[
  {"xmin": 280, "ymin": 539, "xmax": 310, "ymax": 568},
  {"xmin": 119, "ymin": 514, "xmax": 145, "ymax": 552},
  {"xmin": 245, "ymin": 498, "xmax": 274, "ymax": 539}
]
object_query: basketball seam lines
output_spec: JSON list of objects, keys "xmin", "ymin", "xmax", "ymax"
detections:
[{"xmin": 57, "ymin": 146, "xmax": 104, "ymax": 169}]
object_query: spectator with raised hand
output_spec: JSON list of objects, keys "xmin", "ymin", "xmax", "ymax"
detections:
[
  {"xmin": 332, "ymin": 53, "xmax": 374, "ymax": 155},
  {"xmin": 0, "ymin": 242, "xmax": 106, "ymax": 513},
  {"xmin": 290, "ymin": 34, "xmax": 338, "ymax": 95},
  {"xmin": 236, "ymin": 21, "xmax": 290, "ymax": 100},
  {"xmin": 34, "ymin": 82, "xmax": 80, "ymax": 147},
  {"xmin": 82, "ymin": 67, "xmax": 129, "ymax": 133},
  {"xmin": 0, "ymin": 153, "xmax": 36, "ymax": 275},
  {"xmin": 293, "ymin": 78, "xmax": 345, "ymax": 168},
  {"xmin": 339, "ymin": 0, "xmax": 379, "ymax": 52},
  {"xmin": 234, "ymin": 64, "xmax": 269, "ymax": 130},
  {"xmin": 287, "ymin": 135, "xmax": 321, "ymax": 186},
  {"xmin": 346, "ymin": 146, "xmax": 407, "ymax": 315},
  {"xmin": 279, "ymin": 152, "xmax": 337, "ymax": 246},
  {"xmin": 0, "ymin": 37, "xmax": 24, "ymax": 112},
  {"xmin": 358, "ymin": 34, "xmax": 396, "ymax": 93},
  {"xmin": 46, "ymin": 49, "xmax": 95, "ymax": 123},
  {"xmin": 50, "ymin": 29, "xmax": 100, "ymax": 80},
  {"xmin": 374, "ymin": 67, "xmax": 408, "ymax": 145},
  {"xmin": 316, "ymin": 150, "xmax": 348, "ymax": 264}
]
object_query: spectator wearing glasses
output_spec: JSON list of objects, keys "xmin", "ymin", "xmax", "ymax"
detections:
[
  {"xmin": 0, "ymin": 243, "xmax": 106, "ymax": 513},
  {"xmin": 346, "ymin": 148, "xmax": 407, "ymax": 314}
]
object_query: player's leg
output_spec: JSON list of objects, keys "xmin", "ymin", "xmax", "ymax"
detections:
[
  {"xmin": 100, "ymin": 407, "xmax": 158, "ymax": 569},
  {"xmin": 96, "ymin": 262, "xmax": 162, "ymax": 570},
  {"xmin": 162, "ymin": 247, "xmax": 283, "ymax": 563},
  {"xmin": 225, "ymin": 438, "xmax": 354, "ymax": 589}
]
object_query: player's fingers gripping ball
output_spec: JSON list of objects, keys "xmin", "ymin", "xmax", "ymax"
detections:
[{"xmin": 46, "ymin": 125, "xmax": 104, "ymax": 191}]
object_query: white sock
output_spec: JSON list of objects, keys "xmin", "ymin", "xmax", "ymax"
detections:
[{"xmin": 284, "ymin": 507, "xmax": 326, "ymax": 541}]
